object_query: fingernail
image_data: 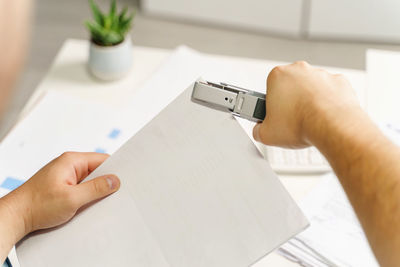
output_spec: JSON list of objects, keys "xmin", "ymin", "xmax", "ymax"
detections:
[{"xmin": 106, "ymin": 176, "xmax": 117, "ymax": 190}]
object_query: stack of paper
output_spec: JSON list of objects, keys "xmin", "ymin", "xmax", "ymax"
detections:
[
  {"xmin": 276, "ymin": 119, "xmax": 400, "ymax": 267},
  {"xmin": 278, "ymin": 173, "xmax": 379, "ymax": 267}
]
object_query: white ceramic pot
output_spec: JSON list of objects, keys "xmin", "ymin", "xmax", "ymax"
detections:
[{"xmin": 88, "ymin": 37, "xmax": 133, "ymax": 81}]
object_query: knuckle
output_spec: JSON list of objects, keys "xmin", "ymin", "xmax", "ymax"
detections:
[
  {"xmin": 270, "ymin": 66, "xmax": 284, "ymax": 75},
  {"xmin": 59, "ymin": 151, "xmax": 76, "ymax": 162},
  {"xmin": 334, "ymin": 73, "xmax": 350, "ymax": 84},
  {"xmin": 268, "ymin": 66, "xmax": 284, "ymax": 82},
  {"xmin": 334, "ymin": 73, "xmax": 346, "ymax": 80},
  {"xmin": 294, "ymin": 60, "xmax": 309, "ymax": 67}
]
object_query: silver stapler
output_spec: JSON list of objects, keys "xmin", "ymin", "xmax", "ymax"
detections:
[{"xmin": 191, "ymin": 79, "xmax": 266, "ymax": 122}]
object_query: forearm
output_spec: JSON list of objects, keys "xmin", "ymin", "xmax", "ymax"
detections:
[
  {"xmin": 0, "ymin": 190, "xmax": 31, "ymax": 263},
  {"xmin": 254, "ymin": 62, "xmax": 400, "ymax": 265},
  {"xmin": 308, "ymin": 106, "xmax": 400, "ymax": 266}
]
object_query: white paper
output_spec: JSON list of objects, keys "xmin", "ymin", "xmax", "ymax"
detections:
[
  {"xmin": 16, "ymin": 86, "xmax": 308, "ymax": 267},
  {"xmin": 0, "ymin": 46, "xmax": 205, "ymax": 197},
  {"xmin": 380, "ymin": 122, "xmax": 400, "ymax": 146},
  {"xmin": 0, "ymin": 91, "xmax": 131, "ymax": 197},
  {"xmin": 367, "ymin": 49, "xmax": 400, "ymax": 124},
  {"xmin": 279, "ymin": 174, "xmax": 379, "ymax": 267}
]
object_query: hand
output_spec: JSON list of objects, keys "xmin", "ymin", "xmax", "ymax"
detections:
[
  {"xmin": 0, "ymin": 152, "xmax": 120, "ymax": 262},
  {"xmin": 253, "ymin": 61, "xmax": 361, "ymax": 148}
]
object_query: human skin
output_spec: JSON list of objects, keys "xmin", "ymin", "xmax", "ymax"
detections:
[
  {"xmin": 0, "ymin": 152, "xmax": 120, "ymax": 263},
  {"xmin": 0, "ymin": 1, "xmax": 123, "ymax": 263},
  {"xmin": 253, "ymin": 61, "xmax": 400, "ymax": 267},
  {"xmin": 0, "ymin": 0, "xmax": 32, "ymax": 119}
]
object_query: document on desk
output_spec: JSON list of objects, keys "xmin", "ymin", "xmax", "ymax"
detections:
[
  {"xmin": 279, "ymin": 174, "xmax": 379, "ymax": 267},
  {"xmin": 367, "ymin": 49, "xmax": 400, "ymax": 124},
  {"xmin": 17, "ymin": 86, "xmax": 308, "ymax": 267},
  {"xmin": 0, "ymin": 91, "xmax": 129, "ymax": 197}
]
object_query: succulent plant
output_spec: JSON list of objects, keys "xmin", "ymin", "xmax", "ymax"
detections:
[{"xmin": 85, "ymin": 0, "xmax": 134, "ymax": 46}]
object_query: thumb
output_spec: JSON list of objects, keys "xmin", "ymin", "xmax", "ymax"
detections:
[{"xmin": 74, "ymin": 174, "xmax": 120, "ymax": 207}]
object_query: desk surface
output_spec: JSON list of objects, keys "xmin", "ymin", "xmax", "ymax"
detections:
[{"xmin": 19, "ymin": 39, "xmax": 365, "ymax": 266}]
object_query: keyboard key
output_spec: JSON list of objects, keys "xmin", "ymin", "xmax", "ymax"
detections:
[{"xmin": 263, "ymin": 146, "xmax": 331, "ymax": 174}]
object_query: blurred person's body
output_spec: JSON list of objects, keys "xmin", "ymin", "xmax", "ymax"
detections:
[{"xmin": 0, "ymin": 0, "xmax": 31, "ymax": 119}]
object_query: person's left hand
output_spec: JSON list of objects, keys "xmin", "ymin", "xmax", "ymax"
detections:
[{"xmin": 0, "ymin": 152, "xmax": 120, "ymax": 257}]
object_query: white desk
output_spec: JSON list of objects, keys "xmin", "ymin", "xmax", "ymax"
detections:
[{"xmin": 18, "ymin": 39, "xmax": 366, "ymax": 266}]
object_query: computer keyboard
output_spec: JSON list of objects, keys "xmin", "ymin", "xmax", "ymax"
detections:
[{"xmin": 263, "ymin": 146, "xmax": 331, "ymax": 174}]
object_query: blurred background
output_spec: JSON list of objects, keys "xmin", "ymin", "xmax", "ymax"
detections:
[{"xmin": 5, "ymin": 0, "xmax": 400, "ymax": 137}]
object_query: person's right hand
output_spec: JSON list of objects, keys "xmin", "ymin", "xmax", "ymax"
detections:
[{"xmin": 253, "ymin": 61, "xmax": 362, "ymax": 148}]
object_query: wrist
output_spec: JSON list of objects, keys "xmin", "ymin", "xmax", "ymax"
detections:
[
  {"xmin": 0, "ymin": 187, "xmax": 33, "ymax": 243},
  {"xmin": 302, "ymin": 100, "xmax": 366, "ymax": 147}
]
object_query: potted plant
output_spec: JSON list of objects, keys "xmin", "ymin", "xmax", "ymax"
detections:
[{"xmin": 85, "ymin": 0, "xmax": 135, "ymax": 81}]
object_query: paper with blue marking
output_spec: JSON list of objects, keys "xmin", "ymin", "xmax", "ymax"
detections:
[
  {"xmin": 0, "ymin": 91, "xmax": 128, "ymax": 197},
  {"xmin": 16, "ymin": 85, "xmax": 308, "ymax": 267},
  {"xmin": 0, "ymin": 177, "xmax": 24, "ymax": 191},
  {"xmin": 0, "ymin": 46, "xmax": 206, "ymax": 197}
]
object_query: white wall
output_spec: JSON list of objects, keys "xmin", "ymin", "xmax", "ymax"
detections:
[
  {"xmin": 142, "ymin": 0, "xmax": 400, "ymax": 43},
  {"xmin": 142, "ymin": 0, "xmax": 304, "ymax": 37},
  {"xmin": 308, "ymin": 0, "xmax": 400, "ymax": 43}
]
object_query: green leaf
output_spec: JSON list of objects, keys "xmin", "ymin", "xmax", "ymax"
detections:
[
  {"xmin": 119, "ymin": 7, "xmax": 128, "ymax": 23},
  {"xmin": 89, "ymin": 0, "xmax": 104, "ymax": 26},
  {"xmin": 119, "ymin": 13, "xmax": 133, "ymax": 34},
  {"xmin": 104, "ymin": 32, "xmax": 123, "ymax": 45},
  {"xmin": 86, "ymin": 21, "xmax": 105, "ymax": 37},
  {"xmin": 109, "ymin": 0, "xmax": 116, "ymax": 18},
  {"xmin": 86, "ymin": 0, "xmax": 134, "ymax": 46},
  {"xmin": 111, "ymin": 6, "xmax": 120, "ymax": 31},
  {"xmin": 104, "ymin": 15, "xmax": 112, "ymax": 30}
]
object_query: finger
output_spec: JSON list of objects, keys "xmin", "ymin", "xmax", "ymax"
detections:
[
  {"xmin": 73, "ymin": 174, "xmax": 120, "ymax": 207},
  {"xmin": 252, "ymin": 121, "xmax": 275, "ymax": 145},
  {"xmin": 79, "ymin": 152, "xmax": 109, "ymax": 173},
  {"xmin": 58, "ymin": 152, "xmax": 110, "ymax": 182},
  {"xmin": 253, "ymin": 123, "xmax": 262, "ymax": 141}
]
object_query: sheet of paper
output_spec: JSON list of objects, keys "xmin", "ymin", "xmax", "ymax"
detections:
[
  {"xmin": 367, "ymin": 49, "xmax": 400, "ymax": 124},
  {"xmin": 16, "ymin": 86, "xmax": 308, "ymax": 267},
  {"xmin": 381, "ymin": 123, "xmax": 400, "ymax": 145},
  {"xmin": 279, "ymin": 174, "xmax": 379, "ymax": 267},
  {"xmin": 0, "ymin": 46, "xmax": 205, "ymax": 197},
  {"xmin": 0, "ymin": 91, "xmax": 131, "ymax": 197}
]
